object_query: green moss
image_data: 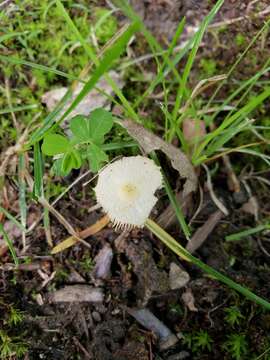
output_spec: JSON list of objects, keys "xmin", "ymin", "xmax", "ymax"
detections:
[
  {"xmin": 0, "ymin": 0, "xmax": 118, "ymax": 148},
  {"xmin": 0, "ymin": 330, "xmax": 28, "ymax": 359},
  {"xmin": 223, "ymin": 334, "xmax": 248, "ymax": 360},
  {"xmin": 235, "ymin": 33, "xmax": 246, "ymax": 47},
  {"xmin": 94, "ymin": 8, "xmax": 118, "ymax": 44},
  {"xmin": 199, "ymin": 58, "xmax": 217, "ymax": 77}
]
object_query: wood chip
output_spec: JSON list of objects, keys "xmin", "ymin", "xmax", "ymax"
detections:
[
  {"xmin": 186, "ymin": 209, "xmax": 224, "ymax": 253},
  {"xmin": 92, "ymin": 243, "xmax": 113, "ymax": 280},
  {"xmin": 48, "ymin": 285, "xmax": 104, "ymax": 303}
]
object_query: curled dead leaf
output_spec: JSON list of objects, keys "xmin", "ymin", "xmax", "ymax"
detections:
[
  {"xmin": 118, "ymin": 120, "xmax": 197, "ymax": 197},
  {"xmin": 42, "ymin": 71, "xmax": 123, "ymax": 129}
]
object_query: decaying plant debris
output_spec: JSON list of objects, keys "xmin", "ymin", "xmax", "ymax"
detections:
[{"xmin": 119, "ymin": 119, "xmax": 197, "ymax": 197}]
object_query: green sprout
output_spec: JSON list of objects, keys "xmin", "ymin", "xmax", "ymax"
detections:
[
  {"xmin": 224, "ymin": 306, "xmax": 245, "ymax": 327},
  {"xmin": 223, "ymin": 334, "xmax": 248, "ymax": 360}
]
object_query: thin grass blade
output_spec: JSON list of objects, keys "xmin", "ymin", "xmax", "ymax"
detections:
[
  {"xmin": 18, "ymin": 154, "xmax": 27, "ymax": 251},
  {"xmin": 0, "ymin": 223, "xmax": 19, "ymax": 266},
  {"xmin": 145, "ymin": 218, "xmax": 270, "ymax": 310},
  {"xmin": 33, "ymin": 143, "xmax": 44, "ymax": 198},
  {"xmin": 0, "ymin": 55, "xmax": 83, "ymax": 83}
]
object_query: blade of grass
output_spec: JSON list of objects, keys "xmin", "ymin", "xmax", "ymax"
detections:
[
  {"xmin": 27, "ymin": 17, "xmax": 139, "ymax": 145},
  {"xmin": 0, "ymin": 104, "xmax": 38, "ymax": 115},
  {"xmin": 0, "ymin": 206, "xmax": 26, "ymax": 232},
  {"xmin": 0, "ymin": 55, "xmax": 84, "ymax": 83},
  {"xmin": 205, "ymin": 63, "xmax": 270, "ymax": 127},
  {"xmin": 233, "ymin": 148, "xmax": 270, "ymax": 166},
  {"xmin": 205, "ymin": 18, "xmax": 270, "ymax": 111},
  {"xmin": 151, "ymin": 152, "xmax": 191, "ymax": 239},
  {"xmin": 101, "ymin": 141, "xmax": 138, "ymax": 151},
  {"xmin": 115, "ymin": 0, "xmax": 186, "ymax": 109},
  {"xmin": 169, "ymin": 0, "xmax": 224, "ymax": 141},
  {"xmin": 29, "ymin": 6, "xmax": 139, "ymax": 145},
  {"xmin": 160, "ymin": 18, "xmax": 186, "ymax": 140},
  {"xmin": 0, "ymin": 223, "xmax": 19, "ymax": 266},
  {"xmin": 145, "ymin": 218, "xmax": 270, "ymax": 310},
  {"xmin": 203, "ymin": 119, "xmax": 250, "ymax": 158},
  {"xmin": 18, "ymin": 154, "xmax": 27, "ymax": 251},
  {"xmin": 43, "ymin": 181, "xmax": 53, "ymax": 247},
  {"xmin": 33, "ymin": 143, "xmax": 44, "ymax": 198},
  {"xmin": 193, "ymin": 86, "xmax": 270, "ymax": 164},
  {"xmin": 55, "ymin": 0, "xmax": 140, "ymax": 123},
  {"xmin": 49, "ymin": 22, "xmax": 139, "ymax": 131},
  {"xmin": 0, "ymin": 31, "xmax": 29, "ymax": 43},
  {"xmin": 28, "ymin": 88, "xmax": 72, "ymax": 146},
  {"xmin": 226, "ymin": 224, "xmax": 270, "ymax": 242}
]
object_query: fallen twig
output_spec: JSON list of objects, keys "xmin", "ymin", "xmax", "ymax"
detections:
[
  {"xmin": 47, "ymin": 285, "xmax": 104, "ymax": 303},
  {"xmin": 38, "ymin": 197, "xmax": 92, "ymax": 250},
  {"xmin": 51, "ymin": 215, "xmax": 110, "ymax": 254},
  {"xmin": 186, "ymin": 209, "xmax": 224, "ymax": 253},
  {"xmin": 127, "ymin": 308, "xmax": 178, "ymax": 350}
]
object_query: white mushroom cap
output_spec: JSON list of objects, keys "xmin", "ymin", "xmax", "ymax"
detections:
[{"xmin": 95, "ymin": 156, "xmax": 163, "ymax": 228}]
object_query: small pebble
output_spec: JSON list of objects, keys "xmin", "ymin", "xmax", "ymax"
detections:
[
  {"xmin": 92, "ymin": 311, "xmax": 102, "ymax": 323},
  {"xmin": 169, "ymin": 263, "xmax": 190, "ymax": 290}
]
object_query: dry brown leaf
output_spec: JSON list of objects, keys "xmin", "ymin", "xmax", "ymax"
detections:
[
  {"xmin": 182, "ymin": 119, "xmax": 206, "ymax": 145},
  {"xmin": 119, "ymin": 120, "xmax": 197, "ymax": 197},
  {"xmin": 42, "ymin": 70, "xmax": 123, "ymax": 128}
]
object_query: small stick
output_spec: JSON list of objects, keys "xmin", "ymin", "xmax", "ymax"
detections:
[
  {"xmin": 72, "ymin": 337, "xmax": 92, "ymax": 359},
  {"xmin": 186, "ymin": 209, "xmax": 224, "ymax": 253},
  {"xmin": 51, "ymin": 215, "xmax": 110, "ymax": 254},
  {"xmin": 222, "ymin": 155, "xmax": 241, "ymax": 193},
  {"xmin": 128, "ymin": 308, "xmax": 178, "ymax": 350},
  {"xmin": 202, "ymin": 164, "xmax": 229, "ymax": 216},
  {"xmin": 39, "ymin": 197, "xmax": 91, "ymax": 249}
]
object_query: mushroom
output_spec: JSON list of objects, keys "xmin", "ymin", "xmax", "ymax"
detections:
[{"xmin": 95, "ymin": 156, "xmax": 163, "ymax": 229}]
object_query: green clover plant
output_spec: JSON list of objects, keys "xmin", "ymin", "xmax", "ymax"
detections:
[{"xmin": 41, "ymin": 108, "xmax": 113, "ymax": 175}]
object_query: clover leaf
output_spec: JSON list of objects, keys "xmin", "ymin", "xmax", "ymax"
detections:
[
  {"xmin": 70, "ymin": 109, "xmax": 113, "ymax": 144},
  {"xmin": 87, "ymin": 143, "xmax": 108, "ymax": 172},
  {"xmin": 61, "ymin": 150, "xmax": 82, "ymax": 174},
  {"xmin": 42, "ymin": 108, "xmax": 114, "ymax": 175},
  {"xmin": 42, "ymin": 134, "xmax": 70, "ymax": 156}
]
